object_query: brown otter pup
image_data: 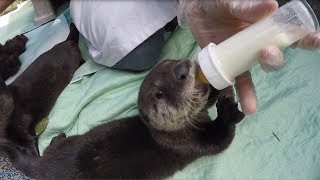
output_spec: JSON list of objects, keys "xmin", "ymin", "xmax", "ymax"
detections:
[
  {"xmin": 0, "ymin": 23, "xmax": 82, "ymax": 157},
  {"xmin": 1, "ymin": 59, "xmax": 245, "ymax": 179}
]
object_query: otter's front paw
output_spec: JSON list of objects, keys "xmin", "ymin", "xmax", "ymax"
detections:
[{"xmin": 216, "ymin": 97, "xmax": 245, "ymax": 124}]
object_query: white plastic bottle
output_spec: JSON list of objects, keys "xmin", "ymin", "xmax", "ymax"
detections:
[{"xmin": 196, "ymin": 0, "xmax": 319, "ymax": 90}]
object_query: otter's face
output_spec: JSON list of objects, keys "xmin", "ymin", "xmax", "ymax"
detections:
[{"xmin": 138, "ymin": 59, "xmax": 211, "ymax": 132}]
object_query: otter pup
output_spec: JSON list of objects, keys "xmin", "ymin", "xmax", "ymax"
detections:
[
  {"xmin": 1, "ymin": 59, "xmax": 244, "ymax": 179},
  {"xmin": 0, "ymin": 23, "xmax": 82, "ymax": 157}
]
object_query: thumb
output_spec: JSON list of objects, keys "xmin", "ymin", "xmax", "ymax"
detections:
[{"xmin": 229, "ymin": 0, "xmax": 278, "ymax": 23}]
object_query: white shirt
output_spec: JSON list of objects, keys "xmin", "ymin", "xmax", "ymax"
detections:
[{"xmin": 70, "ymin": 0, "xmax": 177, "ymax": 67}]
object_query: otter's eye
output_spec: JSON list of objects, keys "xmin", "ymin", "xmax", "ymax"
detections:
[{"xmin": 155, "ymin": 91, "xmax": 164, "ymax": 99}]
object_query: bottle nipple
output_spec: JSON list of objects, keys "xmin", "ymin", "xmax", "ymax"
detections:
[{"xmin": 196, "ymin": 66, "xmax": 209, "ymax": 84}]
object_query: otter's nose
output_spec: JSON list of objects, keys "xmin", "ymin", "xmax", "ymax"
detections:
[{"xmin": 173, "ymin": 60, "xmax": 191, "ymax": 80}]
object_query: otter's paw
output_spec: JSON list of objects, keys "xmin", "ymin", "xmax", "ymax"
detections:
[
  {"xmin": 50, "ymin": 133, "xmax": 66, "ymax": 145},
  {"xmin": 216, "ymin": 97, "xmax": 245, "ymax": 124}
]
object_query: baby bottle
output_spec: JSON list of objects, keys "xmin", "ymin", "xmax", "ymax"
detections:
[{"xmin": 196, "ymin": 0, "xmax": 319, "ymax": 90}]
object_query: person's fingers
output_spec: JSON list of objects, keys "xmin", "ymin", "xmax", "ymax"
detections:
[
  {"xmin": 258, "ymin": 46, "xmax": 284, "ymax": 72},
  {"xmin": 235, "ymin": 71, "xmax": 258, "ymax": 114},
  {"xmin": 229, "ymin": 0, "xmax": 278, "ymax": 23},
  {"xmin": 296, "ymin": 33, "xmax": 320, "ymax": 50}
]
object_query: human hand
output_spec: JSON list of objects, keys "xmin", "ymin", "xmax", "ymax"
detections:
[{"xmin": 178, "ymin": 0, "xmax": 320, "ymax": 114}]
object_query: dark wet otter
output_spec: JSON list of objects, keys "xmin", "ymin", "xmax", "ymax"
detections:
[
  {"xmin": 0, "ymin": 59, "xmax": 244, "ymax": 179},
  {"xmin": 0, "ymin": 23, "xmax": 82, "ymax": 157}
]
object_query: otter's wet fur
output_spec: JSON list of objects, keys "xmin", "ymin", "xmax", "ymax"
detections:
[
  {"xmin": 0, "ymin": 23, "xmax": 82, "ymax": 158},
  {"xmin": 0, "ymin": 60, "xmax": 244, "ymax": 179}
]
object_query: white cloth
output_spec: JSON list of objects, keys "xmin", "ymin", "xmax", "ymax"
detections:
[{"xmin": 70, "ymin": 0, "xmax": 177, "ymax": 67}]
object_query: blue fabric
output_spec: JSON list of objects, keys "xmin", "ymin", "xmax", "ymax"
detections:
[{"xmin": 0, "ymin": 156, "xmax": 31, "ymax": 180}]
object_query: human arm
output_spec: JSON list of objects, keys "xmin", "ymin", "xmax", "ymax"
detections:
[{"xmin": 178, "ymin": 0, "xmax": 320, "ymax": 114}]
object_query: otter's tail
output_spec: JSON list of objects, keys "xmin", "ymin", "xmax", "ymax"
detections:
[{"xmin": 66, "ymin": 23, "xmax": 79, "ymax": 43}]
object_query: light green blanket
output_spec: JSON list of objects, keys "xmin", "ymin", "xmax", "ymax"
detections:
[{"xmin": 2, "ymin": 2, "xmax": 320, "ymax": 179}]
